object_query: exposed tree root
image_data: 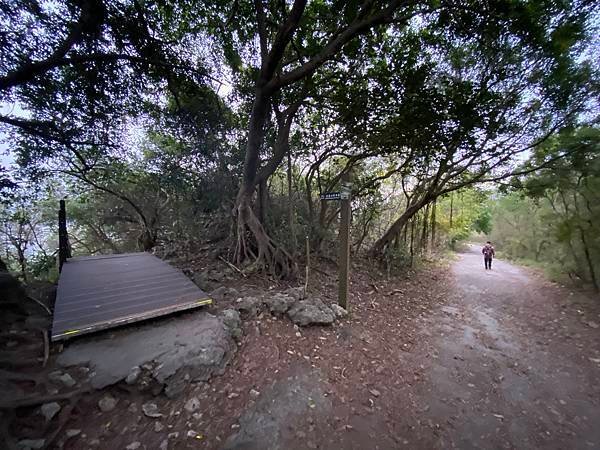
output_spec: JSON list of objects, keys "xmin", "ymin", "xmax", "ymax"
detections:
[
  {"xmin": 233, "ymin": 194, "xmax": 297, "ymax": 279},
  {"xmin": 0, "ymin": 368, "xmax": 43, "ymax": 383},
  {"xmin": 42, "ymin": 330, "xmax": 49, "ymax": 367},
  {"xmin": 0, "ymin": 388, "xmax": 91, "ymax": 410},
  {"xmin": 26, "ymin": 295, "xmax": 51, "ymax": 315},
  {"xmin": 0, "ymin": 357, "xmax": 43, "ymax": 369},
  {"xmin": 43, "ymin": 398, "xmax": 80, "ymax": 449},
  {"xmin": 0, "ymin": 410, "xmax": 18, "ymax": 450}
]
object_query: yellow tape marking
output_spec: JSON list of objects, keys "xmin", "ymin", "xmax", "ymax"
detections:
[{"xmin": 62, "ymin": 330, "xmax": 80, "ymax": 336}]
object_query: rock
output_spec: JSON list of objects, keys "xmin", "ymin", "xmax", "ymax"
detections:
[
  {"xmin": 17, "ymin": 439, "xmax": 45, "ymax": 449},
  {"xmin": 49, "ymin": 371, "xmax": 76, "ymax": 388},
  {"xmin": 168, "ymin": 432, "xmax": 179, "ymax": 440},
  {"xmin": 184, "ymin": 397, "xmax": 201, "ymax": 413},
  {"xmin": 126, "ymin": 442, "xmax": 141, "ymax": 450},
  {"xmin": 58, "ymin": 373, "xmax": 76, "ymax": 387},
  {"xmin": 125, "ymin": 366, "xmax": 141, "ymax": 385},
  {"xmin": 154, "ymin": 422, "xmax": 165, "ymax": 432},
  {"xmin": 57, "ymin": 314, "xmax": 236, "ymax": 393},
  {"xmin": 227, "ymin": 287, "xmax": 240, "ymax": 297},
  {"xmin": 263, "ymin": 293, "xmax": 296, "ymax": 314},
  {"xmin": 249, "ymin": 389, "xmax": 260, "ymax": 399},
  {"xmin": 330, "ymin": 304, "xmax": 348, "ymax": 319},
  {"xmin": 142, "ymin": 402, "xmax": 163, "ymax": 418},
  {"xmin": 164, "ymin": 377, "xmax": 186, "ymax": 399},
  {"xmin": 285, "ymin": 287, "xmax": 306, "ymax": 301},
  {"xmin": 65, "ymin": 429, "xmax": 81, "ymax": 438},
  {"xmin": 98, "ymin": 395, "xmax": 118, "ymax": 412},
  {"xmin": 89, "ymin": 439, "xmax": 100, "ymax": 446},
  {"xmin": 209, "ymin": 286, "xmax": 228, "ymax": 301},
  {"xmin": 228, "ymin": 392, "xmax": 240, "ymax": 399},
  {"xmin": 369, "ymin": 389, "xmax": 381, "ymax": 397},
  {"xmin": 221, "ymin": 309, "xmax": 242, "ymax": 339},
  {"xmin": 40, "ymin": 402, "xmax": 61, "ymax": 421},
  {"xmin": 287, "ymin": 299, "xmax": 335, "ymax": 326},
  {"xmin": 192, "ymin": 271, "xmax": 216, "ymax": 291},
  {"xmin": 223, "ymin": 368, "xmax": 332, "ymax": 450},
  {"xmin": 209, "ymin": 285, "xmax": 240, "ymax": 301},
  {"xmin": 159, "ymin": 439, "xmax": 169, "ymax": 450},
  {"xmin": 236, "ymin": 296, "xmax": 262, "ymax": 317}
]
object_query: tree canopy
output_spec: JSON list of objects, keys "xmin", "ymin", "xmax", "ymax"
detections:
[{"xmin": 1, "ymin": 0, "xmax": 598, "ymax": 280}]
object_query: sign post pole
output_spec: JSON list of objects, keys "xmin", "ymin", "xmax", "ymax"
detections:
[
  {"xmin": 338, "ymin": 175, "xmax": 352, "ymax": 310},
  {"xmin": 58, "ymin": 199, "xmax": 71, "ymax": 273}
]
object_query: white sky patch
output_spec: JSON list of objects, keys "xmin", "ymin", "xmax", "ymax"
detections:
[{"xmin": 0, "ymin": 101, "xmax": 27, "ymax": 168}]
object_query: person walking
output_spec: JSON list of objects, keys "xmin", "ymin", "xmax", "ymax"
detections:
[{"xmin": 482, "ymin": 241, "xmax": 495, "ymax": 270}]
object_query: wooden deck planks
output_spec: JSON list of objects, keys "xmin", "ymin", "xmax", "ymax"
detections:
[{"xmin": 51, "ymin": 253, "xmax": 211, "ymax": 341}]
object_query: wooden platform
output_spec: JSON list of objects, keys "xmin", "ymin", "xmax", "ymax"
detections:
[{"xmin": 51, "ymin": 253, "xmax": 212, "ymax": 341}]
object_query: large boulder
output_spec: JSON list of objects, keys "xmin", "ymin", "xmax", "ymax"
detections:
[
  {"xmin": 286, "ymin": 299, "xmax": 335, "ymax": 326},
  {"xmin": 57, "ymin": 313, "xmax": 236, "ymax": 398}
]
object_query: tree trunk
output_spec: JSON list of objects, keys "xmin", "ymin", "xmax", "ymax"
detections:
[
  {"xmin": 287, "ymin": 145, "xmax": 296, "ymax": 255},
  {"xmin": 232, "ymin": 90, "xmax": 299, "ymax": 278},
  {"xmin": 258, "ymin": 178, "xmax": 268, "ymax": 226},
  {"xmin": 234, "ymin": 190, "xmax": 295, "ymax": 278},
  {"xmin": 449, "ymin": 193, "xmax": 454, "ymax": 228},
  {"xmin": 430, "ymin": 200, "xmax": 437, "ymax": 251},
  {"xmin": 16, "ymin": 246, "xmax": 27, "ymax": 281},
  {"xmin": 420, "ymin": 203, "xmax": 430, "ymax": 254},
  {"xmin": 137, "ymin": 227, "xmax": 157, "ymax": 252},
  {"xmin": 578, "ymin": 226, "xmax": 599, "ymax": 292},
  {"xmin": 232, "ymin": 0, "xmax": 406, "ymax": 276},
  {"xmin": 370, "ymin": 198, "xmax": 429, "ymax": 256},
  {"xmin": 409, "ymin": 217, "xmax": 416, "ymax": 268}
]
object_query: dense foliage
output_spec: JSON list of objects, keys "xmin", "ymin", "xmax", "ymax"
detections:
[
  {"xmin": 490, "ymin": 126, "xmax": 600, "ymax": 291},
  {"xmin": 0, "ymin": 0, "xmax": 598, "ymax": 283}
]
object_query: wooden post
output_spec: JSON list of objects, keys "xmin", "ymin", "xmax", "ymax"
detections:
[
  {"xmin": 338, "ymin": 175, "xmax": 352, "ymax": 310},
  {"xmin": 430, "ymin": 200, "xmax": 437, "ymax": 251},
  {"xmin": 58, "ymin": 199, "xmax": 71, "ymax": 272},
  {"xmin": 304, "ymin": 235, "xmax": 310, "ymax": 296}
]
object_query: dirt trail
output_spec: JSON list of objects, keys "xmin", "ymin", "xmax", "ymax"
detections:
[
  {"xmin": 413, "ymin": 245, "xmax": 600, "ymax": 449},
  {"xmin": 221, "ymin": 247, "xmax": 600, "ymax": 450},
  {"xmin": 14, "ymin": 248, "xmax": 598, "ymax": 450}
]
